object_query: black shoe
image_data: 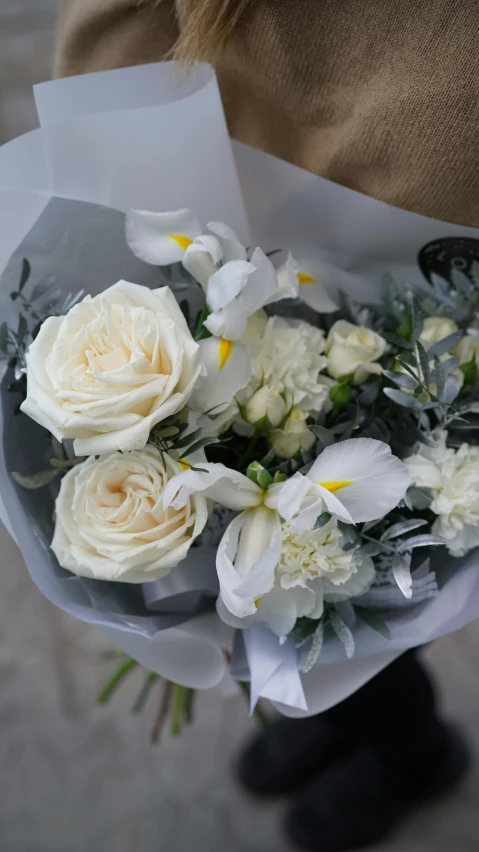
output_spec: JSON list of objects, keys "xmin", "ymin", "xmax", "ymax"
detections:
[
  {"xmin": 236, "ymin": 714, "xmax": 353, "ymax": 797},
  {"xmin": 285, "ymin": 723, "xmax": 471, "ymax": 851}
]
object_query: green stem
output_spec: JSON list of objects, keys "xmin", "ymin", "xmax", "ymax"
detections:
[
  {"xmin": 238, "ymin": 431, "xmax": 262, "ymax": 470},
  {"xmin": 97, "ymin": 657, "xmax": 137, "ymax": 704},
  {"xmin": 132, "ymin": 671, "xmax": 158, "ymax": 714},
  {"xmin": 170, "ymin": 684, "xmax": 187, "ymax": 737}
]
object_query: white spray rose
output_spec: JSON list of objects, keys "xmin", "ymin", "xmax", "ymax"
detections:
[
  {"xmin": 21, "ymin": 281, "xmax": 202, "ymax": 456},
  {"xmin": 271, "ymin": 408, "xmax": 315, "ymax": 459},
  {"xmin": 325, "ymin": 320, "xmax": 387, "ymax": 385},
  {"xmin": 420, "ymin": 316, "xmax": 458, "ymax": 346},
  {"xmin": 454, "ymin": 333, "xmax": 479, "ymax": 366},
  {"xmin": 246, "ymin": 385, "xmax": 286, "ymax": 427},
  {"xmin": 239, "ymin": 312, "xmax": 331, "ymax": 415},
  {"xmin": 51, "ymin": 446, "xmax": 208, "ymax": 583},
  {"xmin": 406, "ymin": 432, "xmax": 479, "ymax": 557}
]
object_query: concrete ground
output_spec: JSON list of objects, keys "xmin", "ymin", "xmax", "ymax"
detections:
[{"xmin": 1, "ymin": 3, "xmax": 479, "ymax": 850}]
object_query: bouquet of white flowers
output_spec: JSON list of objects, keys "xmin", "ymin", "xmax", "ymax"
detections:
[{"xmin": 1, "ymin": 62, "xmax": 479, "ymax": 725}]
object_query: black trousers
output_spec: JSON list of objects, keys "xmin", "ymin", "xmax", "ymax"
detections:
[{"xmin": 323, "ymin": 650, "xmax": 445, "ymax": 768}]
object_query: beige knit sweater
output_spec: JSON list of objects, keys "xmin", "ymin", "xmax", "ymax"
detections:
[{"xmin": 55, "ymin": 0, "xmax": 479, "ymax": 226}]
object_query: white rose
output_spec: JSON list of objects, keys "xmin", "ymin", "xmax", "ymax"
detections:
[
  {"xmin": 325, "ymin": 320, "xmax": 387, "ymax": 385},
  {"xmin": 246, "ymin": 385, "xmax": 286, "ymax": 427},
  {"xmin": 51, "ymin": 446, "xmax": 208, "ymax": 583},
  {"xmin": 420, "ymin": 316, "xmax": 458, "ymax": 346},
  {"xmin": 271, "ymin": 407, "xmax": 315, "ymax": 459},
  {"xmin": 454, "ymin": 333, "xmax": 479, "ymax": 366},
  {"xmin": 406, "ymin": 432, "xmax": 479, "ymax": 557},
  {"xmin": 21, "ymin": 281, "xmax": 202, "ymax": 456}
]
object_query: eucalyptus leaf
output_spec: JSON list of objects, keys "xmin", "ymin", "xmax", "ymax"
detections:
[
  {"xmin": 381, "ymin": 518, "xmax": 428, "ymax": 541},
  {"xmin": 397, "ymin": 533, "xmax": 446, "ymax": 552},
  {"xmin": 171, "ymin": 427, "xmax": 202, "ymax": 450},
  {"xmin": 427, "ymin": 331, "xmax": 463, "ymax": 359},
  {"xmin": 308, "ymin": 425, "xmax": 335, "ymax": 447},
  {"xmin": 357, "ymin": 541, "xmax": 382, "ymax": 558},
  {"xmin": 434, "ymin": 356, "xmax": 445, "ymax": 401},
  {"xmin": 406, "ymin": 486, "xmax": 432, "ymax": 510},
  {"xmin": 11, "ymin": 468, "xmax": 59, "ymax": 489},
  {"xmin": 383, "ymin": 370, "xmax": 418, "ymax": 391},
  {"xmin": 301, "ymin": 620, "xmax": 325, "ymax": 674},
  {"xmin": 382, "ymin": 332, "xmax": 413, "ymax": 350},
  {"xmin": 183, "ymin": 436, "xmax": 220, "ymax": 455},
  {"xmin": 392, "ymin": 552, "xmax": 413, "ymax": 599},
  {"xmin": 329, "ymin": 610, "xmax": 355, "ymax": 659},
  {"xmin": 416, "ymin": 340, "xmax": 430, "ymax": 387},
  {"xmin": 383, "ymin": 387, "xmax": 422, "ymax": 408},
  {"xmin": 354, "ymin": 606, "xmax": 392, "ymax": 640},
  {"xmin": 451, "ymin": 268, "xmax": 472, "ymax": 296},
  {"xmin": 313, "ymin": 511, "xmax": 332, "ymax": 530}
]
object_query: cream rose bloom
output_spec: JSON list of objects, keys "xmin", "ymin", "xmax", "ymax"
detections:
[
  {"xmin": 21, "ymin": 281, "xmax": 202, "ymax": 456},
  {"xmin": 406, "ymin": 432, "xmax": 479, "ymax": 557},
  {"xmin": 454, "ymin": 333, "xmax": 479, "ymax": 366},
  {"xmin": 51, "ymin": 446, "xmax": 208, "ymax": 583},
  {"xmin": 271, "ymin": 407, "xmax": 316, "ymax": 459},
  {"xmin": 420, "ymin": 316, "xmax": 458, "ymax": 346},
  {"xmin": 325, "ymin": 320, "xmax": 387, "ymax": 385}
]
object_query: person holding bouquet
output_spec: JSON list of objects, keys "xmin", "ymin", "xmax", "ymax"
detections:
[{"xmin": 53, "ymin": 2, "xmax": 477, "ymax": 848}]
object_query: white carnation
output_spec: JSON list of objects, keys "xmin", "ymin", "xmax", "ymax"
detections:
[
  {"xmin": 239, "ymin": 312, "xmax": 331, "ymax": 415},
  {"xmin": 406, "ymin": 432, "xmax": 479, "ymax": 557}
]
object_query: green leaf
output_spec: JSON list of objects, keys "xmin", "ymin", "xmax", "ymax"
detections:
[
  {"xmin": 416, "ymin": 340, "xmax": 430, "ymax": 388},
  {"xmin": 434, "ymin": 355, "xmax": 445, "ymax": 400},
  {"xmin": 183, "ymin": 436, "xmax": 220, "ymax": 455},
  {"xmin": 354, "ymin": 606, "xmax": 392, "ymax": 640},
  {"xmin": 313, "ymin": 511, "xmax": 332, "ymax": 530},
  {"xmin": 383, "ymin": 331, "xmax": 413, "ymax": 350},
  {"xmin": 19, "ymin": 258, "xmax": 31, "ymax": 293},
  {"xmin": 154, "ymin": 425, "xmax": 180, "ymax": 439},
  {"xmin": 11, "ymin": 468, "xmax": 59, "ymax": 489},
  {"xmin": 411, "ymin": 300, "xmax": 424, "ymax": 343},
  {"xmin": 257, "ymin": 467, "xmax": 274, "ymax": 490},
  {"xmin": 383, "ymin": 387, "xmax": 422, "ymax": 408},
  {"xmin": 460, "ymin": 356, "xmax": 478, "ymax": 386},
  {"xmin": 172, "ymin": 427, "xmax": 202, "ymax": 450},
  {"xmin": 427, "ymin": 331, "xmax": 463, "ymax": 359}
]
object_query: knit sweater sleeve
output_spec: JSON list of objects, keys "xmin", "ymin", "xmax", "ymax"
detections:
[{"xmin": 54, "ymin": 0, "xmax": 179, "ymax": 78}]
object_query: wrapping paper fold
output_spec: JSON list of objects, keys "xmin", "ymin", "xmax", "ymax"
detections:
[{"xmin": 1, "ymin": 61, "xmax": 479, "ymax": 715}]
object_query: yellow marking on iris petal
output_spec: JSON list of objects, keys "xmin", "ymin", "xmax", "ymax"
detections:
[
  {"xmin": 218, "ymin": 338, "xmax": 233, "ymax": 371},
  {"xmin": 169, "ymin": 234, "xmax": 193, "ymax": 251},
  {"xmin": 297, "ymin": 272, "xmax": 316, "ymax": 285},
  {"xmin": 179, "ymin": 459, "xmax": 189, "ymax": 471},
  {"xmin": 319, "ymin": 479, "xmax": 353, "ymax": 493},
  {"xmin": 254, "ymin": 598, "xmax": 261, "ymax": 608}
]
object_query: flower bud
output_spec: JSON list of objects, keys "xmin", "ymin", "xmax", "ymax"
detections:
[
  {"xmin": 246, "ymin": 385, "xmax": 286, "ymax": 428},
  {"xmin": 271, "ymin": 408, "xmax": 315, "ymax": 459},
  {"xmin": 328, "ymin": 383, "xmax": 352, "ymax": 407}
]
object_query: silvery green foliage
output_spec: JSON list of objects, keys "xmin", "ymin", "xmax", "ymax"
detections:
[{"xmin": 0, "ymin": 257, "xmax": 83, "ymax": 386}]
